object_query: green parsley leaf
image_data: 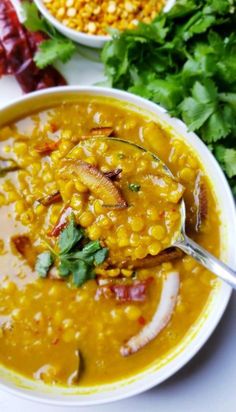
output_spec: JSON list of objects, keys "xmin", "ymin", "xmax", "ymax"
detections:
[
  {"xmin": 34, "ymin": 39, "xmax": 76, "ymax": 69},
  {"xmin": 35, "ymin": 251, "xmax": 54, "ymax": 278},
  {"xmin": 129, "ymin": 183, "xmax": 141, "ymax": 192},
  {"xmin": 58, "ymin": 216, "xmax": 83, "ymax": 255}
]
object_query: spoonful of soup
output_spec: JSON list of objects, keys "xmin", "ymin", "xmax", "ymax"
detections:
[{"xmin": 59, "ymin": 137, "xmax": 236, "ymax": 290}]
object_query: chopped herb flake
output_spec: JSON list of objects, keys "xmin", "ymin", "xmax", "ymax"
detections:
[{"xmin": 129, "ymin": 183, "xmax": 141, "ymax": 192}]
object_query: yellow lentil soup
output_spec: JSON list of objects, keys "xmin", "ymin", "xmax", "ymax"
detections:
[
  {"xmin": 43, "ymin": 0, "xmax": 165, "ymax": 35},
  {"xmin": 0, "ymin": 97, "xmax": 219, "ymax": 387}
]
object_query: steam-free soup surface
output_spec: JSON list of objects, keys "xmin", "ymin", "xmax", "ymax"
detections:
[{"xmin": 0, "ymin": 98, "xmax": 219, "ymax": 386}]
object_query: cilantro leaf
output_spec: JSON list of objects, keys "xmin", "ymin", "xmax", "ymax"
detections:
[
  {"xmin": 101, "ymin": 0, "xmax": 236, "ymax": 192},
  {"xmin": 21, "ymin": 1, "xmax": 49, "ymax": 34},
  {"xmin": 94, "ymin": 248, "xmax": 109, "ymax": 265},
  {"xmin": 180, "ymin": 98, "xmax": 215, "ymax": 131},
  {"xmin": 58, "ymin": 258, "xmax": 71, "ymax": 277},
  {"xmin": 81, "ymin": 240, "xmax": 101, "ymax": 256},
  {"xmin": 34, "ymin": 39, "xmax": 76, "ymax": 69},
  {"xmin": 22, "ymin": 1, "xmax": 76, "ymax": 68},
  {"xmin": 38, "ymin": 215, "xmax": 109, "ymax": 287},
  {"xmin": 35, "ymin": 251, "xmax": 54, "ymax": 278},
  {"xmin": 58, "ymin": 216, "xmax": 83, "ymax": 255},
  {"xmin": 215, "ymin": 146, "xmax": 236, "ymax": 178},
  {"xmin": 202, "ymin": 109, "xmax": 231, "ymax": 143},
  {"xmin": 71, "ymin": 261, "xmax": 95, "ymax": 287}
]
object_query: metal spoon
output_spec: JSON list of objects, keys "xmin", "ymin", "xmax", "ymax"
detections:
[{"xmin": 102, "ymin": 137, "xmax": 236, "ymax": 289}]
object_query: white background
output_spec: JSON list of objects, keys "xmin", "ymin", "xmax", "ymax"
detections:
[{"xmin": 0, "ymin": 52, "xmax": 236, "ymax": 412}]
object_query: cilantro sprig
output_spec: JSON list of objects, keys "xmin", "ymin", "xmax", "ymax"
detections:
[
  {"xmin": 35, "ymin": 215, "xmax": 108, "ymax": 287},
  {"xmin": 22, "ymin": 1, "xmax": 76, "ymax": 68},
  {"xmin": 102, "ymin": 0, "xmax": 236, "ymax": 194}
]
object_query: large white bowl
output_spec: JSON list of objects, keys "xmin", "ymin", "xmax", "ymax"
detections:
[
  {"xmin": 33, "ymin": 0, "xmax": 175, "ymax": 48},
  {"xmin": 0, "ymin": 86, "xmax": 235, "ymax": 406}
]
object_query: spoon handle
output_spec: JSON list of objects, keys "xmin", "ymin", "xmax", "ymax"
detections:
[{"xmin": 176, "ymin": 235, "xmax": 236, "ymax": 289}]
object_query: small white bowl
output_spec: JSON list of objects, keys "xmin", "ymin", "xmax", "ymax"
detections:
[
  {"xmin": 33, "ymin": 0, "xmax": 175, "ymax": 48},
  {"xmin": 0, "ymin": 86, "xmax": 235, "ymax": 406}
]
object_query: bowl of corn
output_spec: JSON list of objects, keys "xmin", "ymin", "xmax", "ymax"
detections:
[{"xmin": 33, "ymin": 0, "xmax": 174, "ymax": 48}]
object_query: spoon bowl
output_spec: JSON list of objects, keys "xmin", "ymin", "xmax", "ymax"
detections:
[{"xmin": 77, "ymin": 136, "xmax": 236, "ymax": 289}]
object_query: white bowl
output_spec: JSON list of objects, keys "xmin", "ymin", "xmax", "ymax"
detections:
[
  {"xmin": 33, "ymin": 0, "xmax": 175, "ymax": 48},
  {"xmin": 0, "ymin": 86, "xmax": 235, "ymax": 406}
]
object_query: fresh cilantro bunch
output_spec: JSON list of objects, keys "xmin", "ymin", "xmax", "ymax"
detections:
[
  {"xmin": 102, "ymin": 0, "xmax": 236, "ymax": 193},
  {"xmin": 35, "ymin": 215, "xmax": 109, "ymax": 286},
  {"xmin": 22, "ymin": 1, "xmax": 76, "ymax": 68}
]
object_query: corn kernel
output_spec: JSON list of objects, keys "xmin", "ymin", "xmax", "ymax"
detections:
[
  {"xmin": 162, "ymin": 262, "xmax": 173, "ymax": 271},
  {"xmin": 14, "ymin": 142, "xmax": 28, "ymax": 156},
  {"xmin": 147, "ymin": 207, "xmax": 159, "ymax": 221},
  {"xmin": 70, "ymin": 194, "xmax": 83, "ymax": 211},
  {"xmin": 94, "ymin": 200, "xmax": 104, "ymax": 215},
  {"xmin": 63, "ymin": 181, "xmax": 75, "ymax": 200},
  {"xmin": 98, "ymin": 216, "xmax": 112, "ymax": 229},
  {"xmin": 180, "ymin": 167, "xmax": 195, "ymax": 182},
  {"xmin": 134, "ymin": 245, "xmax": 147, "ymax": 259},
  {"xmin": 130, "ymin": 233, "xmax": 140, "ymax": 247},
  {"xmin": 149, "ymin": 225, "xmax": 165, "ymax": 240},
  {"xmin": 125, "ymin": 305, "xmax": 141, "ymax": 320},
  {"xmin": 75, "ymin": 181, "xmax": 88, "ymax": 193},
  {"xmin": 129, "ymin": 216, "xmax": 144, "ymax": 232},
  {"xmin": 15, "ymin": 200, "xmax": 26, "ymax": 215},
  {"xmin": 87, "ymin": 224, "xmax": 102, "ymax": 240},
  {"xmin": 35, "ymin": 204, "xmax": 46, "ymax": 216},
  {"xmin": 80, "ymin": 211, "xmax": 94, "ymax": 227},
  {"xmin": 106, "ymin": 268, "xmax": 120, "ymax": 277},
  {"xmin": 121, "ymin": 269, "xmax": 133, "ymax": 277},
  {"xmin": 148, "ymin": 241, "xmax": 161, "ymax": 256}
]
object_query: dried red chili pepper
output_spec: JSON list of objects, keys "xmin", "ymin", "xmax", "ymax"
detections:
[{"xmin": 0, "ymin": 0, "xmax": 66, "ymax": 93}]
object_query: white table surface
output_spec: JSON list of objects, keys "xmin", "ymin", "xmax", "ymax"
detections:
[{"xmin": 0, "ymin": 51, "xmax": 236, "ymax": 412}]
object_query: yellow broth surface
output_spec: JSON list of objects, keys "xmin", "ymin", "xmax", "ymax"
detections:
[{"xmin": 0, "ymin": 98, "xmax": 219, "ymax": 387}]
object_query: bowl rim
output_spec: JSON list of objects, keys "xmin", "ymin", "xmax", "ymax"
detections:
[
  {"xmin": 33, "ymin": 0, "xmax": 175, "ymax": 45},
  {"xmin": 0, "ymin": 86, "xmax": 235, "ymax": 406}
]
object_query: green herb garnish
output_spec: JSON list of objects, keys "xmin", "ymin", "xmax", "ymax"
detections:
[
  {"xmin": 129, "ymin": 183, "xmax": 141, "ymax": 192},
  {"xmin": 35, "ymin": 215, "xmax": 108, "ymax": 286},
  {"xmin": 35, "ymin": 251, "xmax": 54, "ymax": 278},
  {"xmin": 22, "ymin": 1, "xmax": 76, "ymax": 68},
  {"xmin": 102, "ymin": 0, "xmax": 236, "ymax": 194}
]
